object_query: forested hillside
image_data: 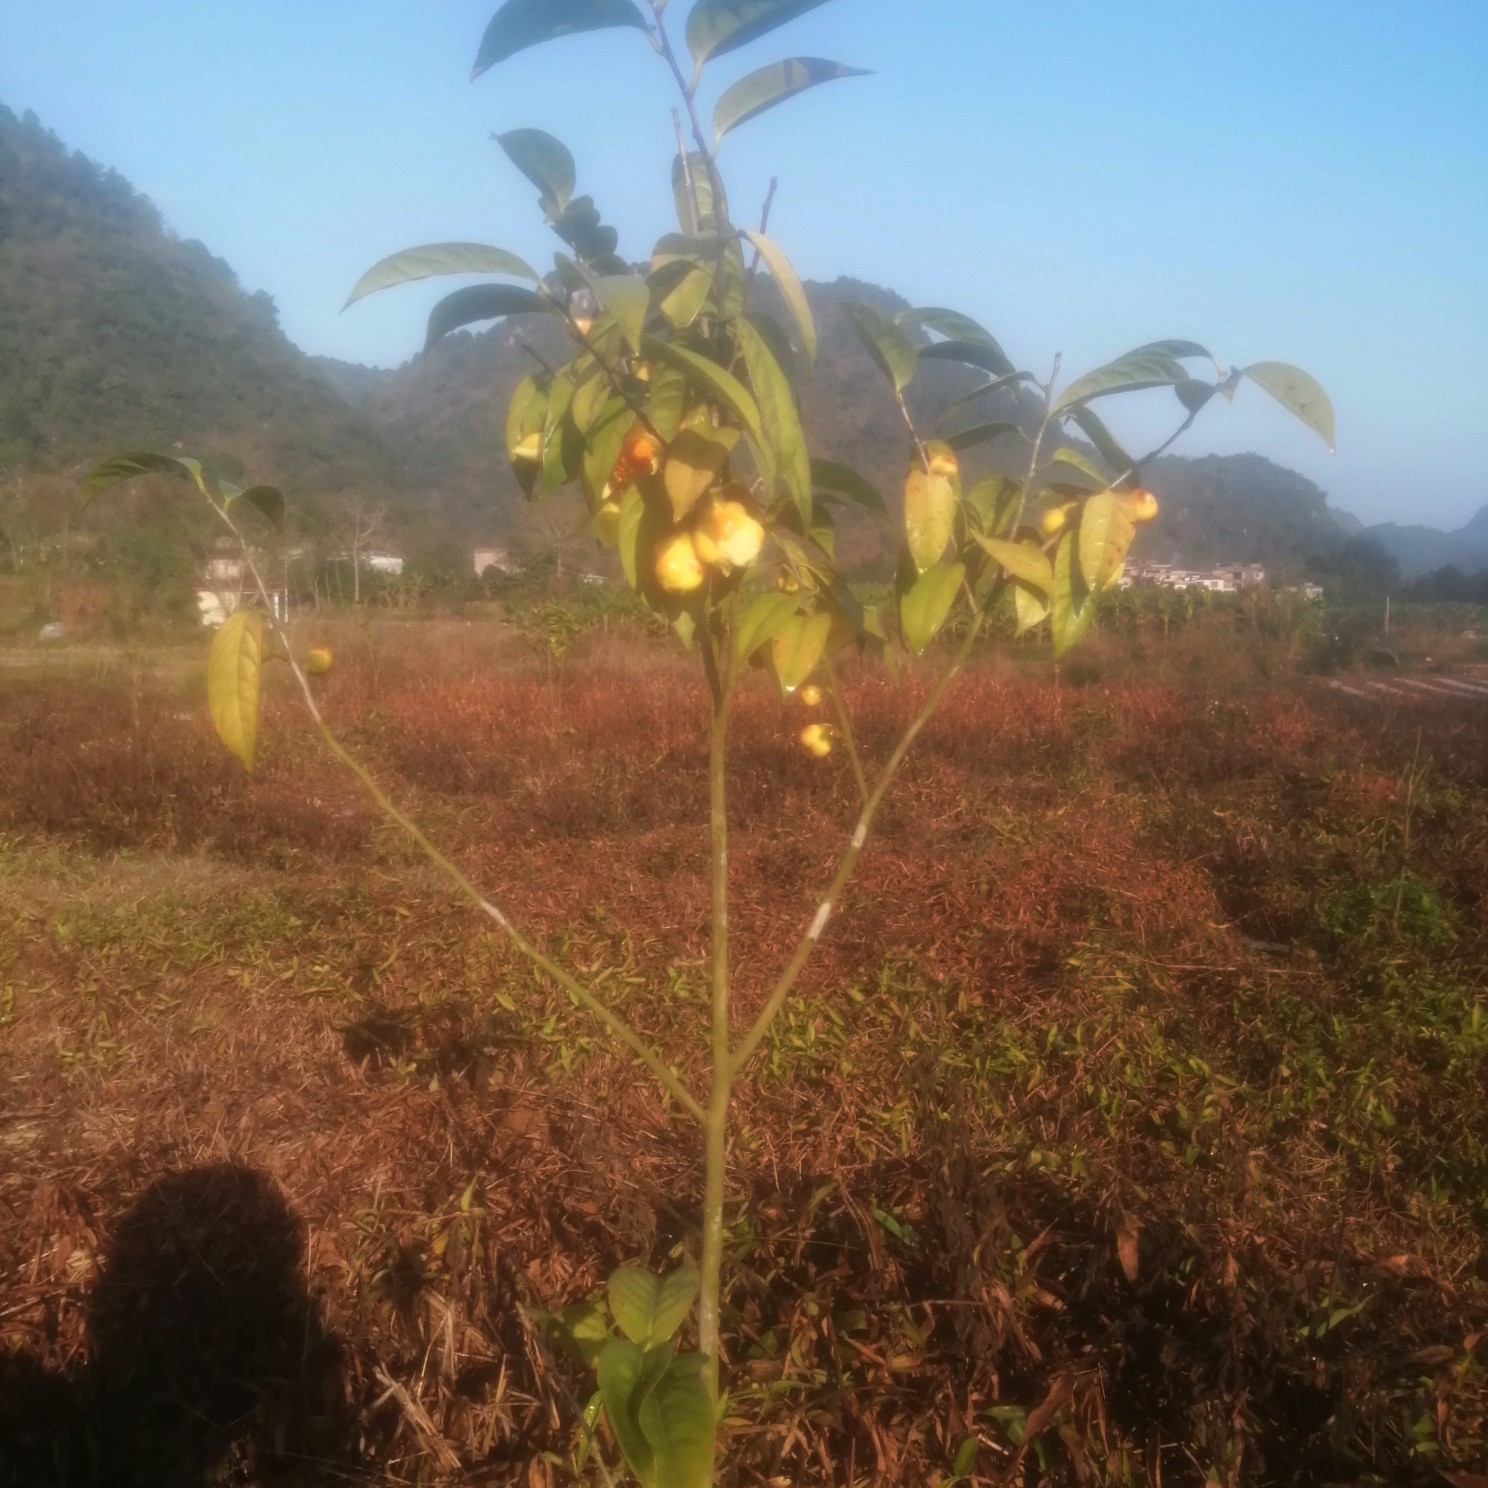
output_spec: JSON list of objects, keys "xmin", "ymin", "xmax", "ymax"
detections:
[
  {"xmin": 0, "ymin": 101, "xmax": 1404, "ymax": 590},
  {"xmin": 0, "ymin": 105, "xmax": 401, "ymax": 520}
]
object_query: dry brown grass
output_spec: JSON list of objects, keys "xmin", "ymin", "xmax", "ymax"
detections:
[{"xmin": 1, "ymin": 626, "xmax": 1486, "ymax": 1486}]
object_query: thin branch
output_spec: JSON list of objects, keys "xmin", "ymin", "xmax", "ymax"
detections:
[
  {"xmin": 547, "ymin": 294, "xmax": 668, "ymax": 448},
  {"xmin": 731, "ymin": 609, "xmax": 988, "ymax": 1075},
  {"xmin": 211, "ymin": 501, "xmax": 705, "ymax": 1125},
  {"xmin": 672, "ymin": 110, "xmax": 700, "ymax": 237},
  {"xmin": 895, "ymin": 389, "xmax": 931, "ymax": 474},
  {"xmin": 821, "ymin": 651, "xmax": 868, "ymax": 806},
  {"xmin": 743, "ymin": 177, "xmax": 779, "ymax": 295}
]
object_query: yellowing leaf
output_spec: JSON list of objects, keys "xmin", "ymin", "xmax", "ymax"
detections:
[
  {"xmin": 607, "ymin": 1265, "xmax": 700, "ymax": 1348},
  {"xmin": 208, "ymin": 610, "xmax": 263, "ymax": 773},
  {"xmin": 1050, "ymin": 531, "xmax": 1096, "ymax": 660},
  {"xmin": 903, "ymin": 461, "xmax": 959, "ymax": 572},
  {"xmin": 1243, "ymin": 361, "xmax": 1336, "ymax": 451},
  {"xmin": 771, "ymin": 611, "xmax": 832, "ymax": 692},
  {"xmin": 664, "ymin": 412, "xmax": 739, "ymax": 521},
  {"xmin": 741, "ymin": 230, "xmax": 817, "ymax": 363},
  {"xmin": 1013, "ymin": 580, "xmax": 1050, "ymax": 637},
  {"xmin": 734, "ymin": 592, "xmax": 800, "ymax": 664},
  {"xmin": 900, "ymin": 561, "xmax": 964, "ymax": 656},
  {"xmin": 973, "ymin": 535, "xmax": 1054, "ymax": 595},
  {"xmin": 1077, "ymin": 490, "xmax": 1137, "ymax": 594}
]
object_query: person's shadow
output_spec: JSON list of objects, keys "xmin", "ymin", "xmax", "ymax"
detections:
[{"xmin": 0, "ymin": 1163, "xmax": 362, "ymax": 1487}]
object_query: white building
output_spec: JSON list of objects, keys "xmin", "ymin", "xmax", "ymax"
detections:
[{"xmin": 473, "ymin": 545, "xmax": 519, "ymax": 577}]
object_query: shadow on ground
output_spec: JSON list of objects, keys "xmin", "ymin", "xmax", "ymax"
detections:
[{"xmin": 0, "ymin": 1163, "xmax": 361, "ymax": 1488}]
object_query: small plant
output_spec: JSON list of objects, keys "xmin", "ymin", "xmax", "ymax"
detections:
[{"xmin": 83, "ymin": 1, "xmax": 1334, "ymax": 1480}]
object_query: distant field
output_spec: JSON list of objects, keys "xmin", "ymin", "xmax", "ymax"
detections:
[{"xmin": 2, "ymin": 621, "xmax": 1486, "ymax": 1486}]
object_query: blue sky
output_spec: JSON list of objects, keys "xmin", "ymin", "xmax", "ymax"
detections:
[{"xmin": 4, "ymin": 1, "xmax": 1485, "ymax": 527}]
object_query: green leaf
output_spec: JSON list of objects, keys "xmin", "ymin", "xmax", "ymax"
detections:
[
  {"xmin": 576, "ymin": 1390, "xmax": 604, "ymax": 1472},
  {"xmin": 737, "ymin": 314, "xmax": 810, "ymax": 523},
  {"xmin": 734, "ymin": 591, "xmax": 800, "ymax": 662},
  {"xmin": 551, "ymin": 1300, "xmax": 612, "ymax": 1368},
  {"xmin": 608, "ymin": 1266, "xmax": 700, "ymax": 1349},
  {"xmin": 953, "ymin": 1434, "xmax": 979, "ymax": 1479},
  {"xmin": 472, "ymin": 0, "xmax": 649, "ymax": 79},
  {"xmin": 665, "ymin": 417, "xmax": 739, "ymax": 522},
  {"xmin": 228, "ymin": 484, "xmax": 285, "ymax": 531},
  {"xmin": 1078, "ymin": 489, "xmax": 1136, "ymax": 593},
  {"xmin": 898, "ymin": 306, "xmax": 1000, "ymax": 348},
  {"xmin": 1041, "ymin": 446, "xmax": 1109, "ymax": 490},
  {"xmin": 843, "ymin": 302, "xmax": 917, "ymax": 393},
  {"xmin": 617, "ymin": 484, "xmax": 645, "ymax": 589},
  {"xmin": 934, "ymin": 370, "xmax": 1036, "ymax": 429},
  {"xmin": 1050, "ymin": 530, "xmax": 1096, "ymax": 659},
  {"xmin": 1127, "ymin": 338, "xmax": 1214, "ymax": 363},
  {"xmin": 1243, "ymin": 361, "xmax": 1336, "ymax": 451},
  {"xmin": 569, "ymin": 358, "xmax": 610, "ymax": 435},
  {"xmin": 583, "ymin": 271, "xmax": 650, "ymax": 355},
  {"xmin": 495, "ymin": 128, "xmax": 575, "ymax": 211},
  {"xmin": 597, "ymin": 1339, "xmax": 657, "ymax": 1487},
  {"xmin": 1013, "ymin": 579, "xmax": 1050, "ymax": 638},
  {"xmin": 582, "ymin": 396, "xmax": 634, "ymax": 502},
  {"xmin": 771, "ymin": 610, "xmax": 832, "ymax": 691},
  {"xmin": 643, "ymin": 337, "xmax": 765, "ymax": 450},
  {"xmin": 811, "ymin": 458, "xmax": 885, "ymax": 514},
  {"xmin": 638, "ymin": 1354, "xmax": 717, "ymax": 1488},
  {"xmin": 650, "ymin": 259, "xmax": 712, "ymax": 331},
  {"xmin": 943, "ymin": 420, "xmax": 1022, "ymax": 454},
  {"xmin": 1174, "ymin": 377, "xmax": 1219, "ymax": 415},
  {"xmin": 687, "ymin": 0, "xmax": 835, "ymax": 66},
  {"xmin": 918, "ymin": 337, "xmax": 1015, "ymax": 380},
  {"xmin": 345, "ymin": 242, "xmax": 538, "ymax": 307},
  {"xmin": 973, "ymin": 536, "xmax": 1053, "ymax": 594},
  {"xmin": 647, "ymin": 364, "xmax": 688, "ymax": 441},
  {"xmin": 713, "ymin": 57, "xmax": 870, "ymax": 148},
  {"xmin": 740, "ymin": 229, "xmax": 817, "ymax": 363},
  {"xmin": 507, "ymin": 373, "xmax": 548, "ymax": 496},
  {"xmin": 549, "ymin": 196, "xmax": 622, "ymax": 266},
  {"xmin": 82, "ymin": 451, "xmax": 210, "ymax": 506},
  {"xmin": 903, "ymin": 454, "xmax": 959, "ymax": 572},
  {"xmin": 208, "ymin": 610, "xmax": 263, "ymax": 774},
  {"xmin": 539, "ymin": 370, "xmax": 580, "ymax": 493},
  {"xmin": 1066, "ymin": 406, "xmax": 1135, "ymax": 484},
  {"xmin": 671, "ymin": 152, "xmax": 728, "ymax": 235},
  {"xmin": 900, "ymin": 560, "xmax": 964, "ymax": 656},
  {"xmin": 424, "ymin": 283, "xmax": 552, "ymax": 351},
  {"xmin": 1052, "ymin": 348, "xmax": 1188, "ymax": 414},
  {"xmin": 964, "ymin": 474, "xmax": 1021, "ymax": 538}
]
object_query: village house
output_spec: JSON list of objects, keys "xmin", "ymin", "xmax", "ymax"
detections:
[
  {"xmin": 194, "ymin": 540, "xmax": 287, "ymax": 627},
  {"xmin": 472, "ymin": 544, "xmax": 519, "ymax": 578},
  {"xmin": 1119, "ymin": 559, "xmax": 1270, "ymax": 594}
]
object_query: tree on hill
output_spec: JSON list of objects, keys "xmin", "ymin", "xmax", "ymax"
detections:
[{"xmin": 0, "ymin": 105, "xmax": 402, "ymax": 518}]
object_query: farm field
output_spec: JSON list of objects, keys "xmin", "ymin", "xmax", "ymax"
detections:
[{"xmin": 2, "ymin": 619, "xmax": 1486, "ymax": 1487}]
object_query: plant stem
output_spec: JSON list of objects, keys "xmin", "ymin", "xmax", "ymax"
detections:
[
  {"xmin": 731, "ymin": 608, "xmax": 988, "ymax": 1075},
  {"xmin": 699, "ymin": 692, "xmax": 731, "ymax": 1385},
  {"xmin": 822, "ymin": 651, "xmax": 869, "ymax": 806}
]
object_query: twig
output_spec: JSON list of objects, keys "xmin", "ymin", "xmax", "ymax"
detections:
[
  {"xmin": 822, "ymin": 652, "xmax": 868, "ymax": 806},
  {"xmin": 732, "ymin": 607, "xmax": 989, "ymax": 1074}
]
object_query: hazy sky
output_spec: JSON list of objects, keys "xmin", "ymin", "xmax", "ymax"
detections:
[{"xmin": 4, "ymin": 1, "xmax": 1485, "ymax": 528}]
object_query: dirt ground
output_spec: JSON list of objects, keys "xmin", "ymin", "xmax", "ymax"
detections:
[{"xmin": 2, "ymin": 622, "xmax": 1485, "ymax": 1486}]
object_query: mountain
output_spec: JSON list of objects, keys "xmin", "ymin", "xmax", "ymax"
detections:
[
  {"xmin": 0, "ymin": 104, "xmax": 403, "ymax": 529},
  {"xmin": 1135, "ymin": 453, "xmax": 1363, "ymax": 572},
  {"xmin": 0, "ymin": 101, "xmax": 1408, "ymax": 596},
  {"xmin": 318, "ymin": 275, "xmax": 1017, "ymax": 570},
  {"xmin": 1365, "ymin": 507, "xmax": 1488, "ymax": 579}
]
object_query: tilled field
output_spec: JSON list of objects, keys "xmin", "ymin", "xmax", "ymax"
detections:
[{"xmin": 2, "ymin": 643, "xmax": 1486, "ymax": 1486}]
